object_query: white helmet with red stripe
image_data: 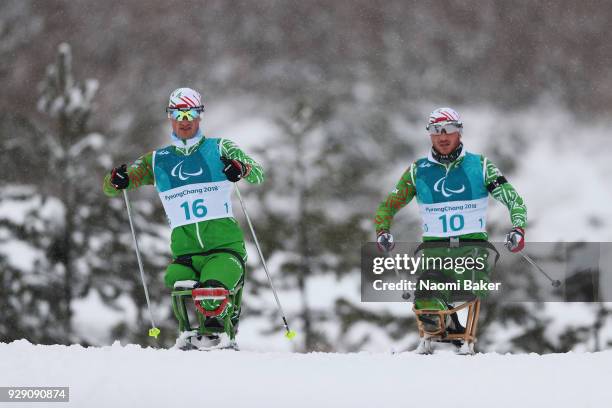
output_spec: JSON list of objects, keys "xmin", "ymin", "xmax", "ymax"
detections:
[
  {"xmin": 168, "ymin": 87, "xmax": 204, "ymax": 110},
  {"xmin": 428, "ymin": 107, "xmax": 462, "ymax": 126},
  {"xmin": 425, "ymin": 108, "xmax": 463, "ymax": 134}
]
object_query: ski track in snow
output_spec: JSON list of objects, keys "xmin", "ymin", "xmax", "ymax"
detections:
[{"xmin": 1, "ymin": 340, "xmax": 610, "ymax": 408}]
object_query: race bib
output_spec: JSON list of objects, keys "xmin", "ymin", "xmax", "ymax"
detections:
[
  {"xmin": 158, "ymin": 181, "xmax": 233, "ymax": 229},
  {"xmin": 418, "ymin": 197, "xmax": 488, "ymax": 237}
]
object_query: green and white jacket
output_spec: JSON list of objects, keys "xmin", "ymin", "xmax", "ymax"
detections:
[
  {"xmin": 103, "ymin": 132, "xmax": 264, "ymax": 258},
  {"xmin": 375, "ymin": 148, "xmax": 526, "ymax": 241}
]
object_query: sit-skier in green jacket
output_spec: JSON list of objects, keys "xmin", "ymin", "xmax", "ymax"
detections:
[
  {"xmin": 374, "ymin": 107, "xmax": 527, "ymax": 352},
  {"xmin": 103, "ymin": 88, "xmax": 264, "ymax": 349}
]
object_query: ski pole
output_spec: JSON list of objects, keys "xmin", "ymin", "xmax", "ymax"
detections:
[
  {"xmin": 234, "ymin": 185, "xmax": 296, "ymax": 340},
  {"xmin": 520, "ymin": 252, "xmax": 562, "ymax": 288},
  {"xmin": 122, "ymin": 190, "xmax": 161, "ymax": 339}
]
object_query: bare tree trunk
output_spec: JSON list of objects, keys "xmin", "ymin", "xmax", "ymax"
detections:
[
  {"xmin": 56, "ymin": 110, "xmax": 73, "ymax": 342},
  {"xmin": 61, "ymin": 200, "xmax": 74, "ymax": 341},
  {"xmin": 297, "ymin": 185, "xmax": 313, "ymax": 351},
  {"xmin": 294, "ymin": 123, "xmax": 314, "ymax": 352},
  {"xmin": 56, "ymin": 46, "xmax": 75, "ymax": 342}
]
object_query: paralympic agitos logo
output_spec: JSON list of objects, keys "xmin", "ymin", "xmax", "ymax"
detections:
[
  {"xmin": 433, "ymin": 175, "xmax": 465, "ymax": 198},
  {"xmin": 171, "ymin": 160, "xmax": 203, "ymax": 181}
]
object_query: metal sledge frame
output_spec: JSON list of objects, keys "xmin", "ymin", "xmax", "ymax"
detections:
[
  {"xmin": 413, "ymin": 299, "xmax": 481, "ymax": 344},
  {"xmin": 171, "ymin": 284, "xmax": 241, "ymax": 336}
]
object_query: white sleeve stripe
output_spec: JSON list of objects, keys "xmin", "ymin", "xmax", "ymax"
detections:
[
  {"xmin": 218, "ymin": 138, "xmax": 225, "ymax": 157},
  {"xmin": 152, "ymin": 150, "xmax": 157, "ymax": 187},
  {"xmin": 482, "ymin": 157, "xmax": 487, "ymax": 184}
]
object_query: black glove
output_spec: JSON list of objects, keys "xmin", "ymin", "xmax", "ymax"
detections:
[
  {"xmin": 505, "ymin": 227, "xmax": 525, "ymax": 253},
  {"xmin": 221, "ymin": 156, "xmax": 249, "ymax": 182},
  {"xmin": 110, "ymin": 164, "xmax": 129, "ymax": 190},
  {"xmin": 376, "ymin": 231, "xmax": 395, "ymax": 253}
]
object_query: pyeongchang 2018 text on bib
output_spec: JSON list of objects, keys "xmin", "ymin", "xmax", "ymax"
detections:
[
  {"xmin": 159, "ymin": 181, "xmax": 233, "ymax": 228},
  {"xmin": 419, "ymin": 197, "xmax": 488, "ymax": 236}
]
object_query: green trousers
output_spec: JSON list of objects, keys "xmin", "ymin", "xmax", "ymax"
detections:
[{"xmin": 414, "ymin": 242, "xmax": 497, "ymax": 310}]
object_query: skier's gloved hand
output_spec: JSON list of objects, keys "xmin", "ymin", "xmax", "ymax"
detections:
[
  {"xmin": 505, "ymin": 227, "xmax": 525, "ymax": 253},
  {"xmin": 110, "ymin": 164, "xmax": 129, "ymax": 190},
  {"xmin": 221, "ymin": 156, "xmax": 250, "ymax": 182},
  {"xmin": 376, "ymin": 231, "xmax": 395, "ymax": 253}
]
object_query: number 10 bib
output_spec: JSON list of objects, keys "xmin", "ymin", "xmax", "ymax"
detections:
[
  {"xmin": 153, "ymin": 138, "xmax": 233, "ymax": 229},
  {"xmin": 414, "ymin": 152, "xmax": 489, "ymax": 237}
]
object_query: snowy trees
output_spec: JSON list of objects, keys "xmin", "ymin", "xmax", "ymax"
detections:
[
  {"xmin": 242, "ymin": 97, "xmax": 416, "ymax": 351},
  {"xmin": 4, "ymin": 0, "xmax": 612, "ymax": 128},
  {"xmin": 0, "ymin": 43, "xmax": 101, "ymax": 343},
  {"xmin": 36, "ymin": 43, "xmax": 103, "ymax": 340},
  {"xmin": 36, "ymin": 44, "xmax": 174, "ymax": 345},
  {"xmin": 0, "ymin": 43, "xmax": 171, "ymax": 345}
]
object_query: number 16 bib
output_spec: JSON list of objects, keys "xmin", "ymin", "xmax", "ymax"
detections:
[{"xmin": 153, "ymin": 138, "xmax": 233, "ymax": 229}]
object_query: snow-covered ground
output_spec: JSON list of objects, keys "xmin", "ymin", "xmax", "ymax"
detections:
[{"xmin": 1, "ymin": 340, "xmax": 610, "ymax": 408}]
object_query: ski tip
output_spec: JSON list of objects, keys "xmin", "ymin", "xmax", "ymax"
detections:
[
  {"xmin": 285, "ymin": 330, "xmax": 297, "ymax": 340},
  {"xmin": 149, "ymin": 327, "xmax": 161, "ymax": 339}
]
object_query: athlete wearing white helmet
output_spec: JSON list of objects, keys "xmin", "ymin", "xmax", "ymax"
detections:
[
  {"xmin": 103, "ymin": 87, "xmax": 265, "ymax": 350},
  {"xmin": 165, "ymin": 87, "xmax": 205, "ymax": 140},
  {"xmin": 168, "ymin": 87, "xmax": 203, "ymax": 110},
  {"xmin": 374, "ymin": 107, "xmax": 527, "ymax": 354},
  {"xmin": 426, "ymin": 107, "xmax": 464, "ymax": 163}
]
